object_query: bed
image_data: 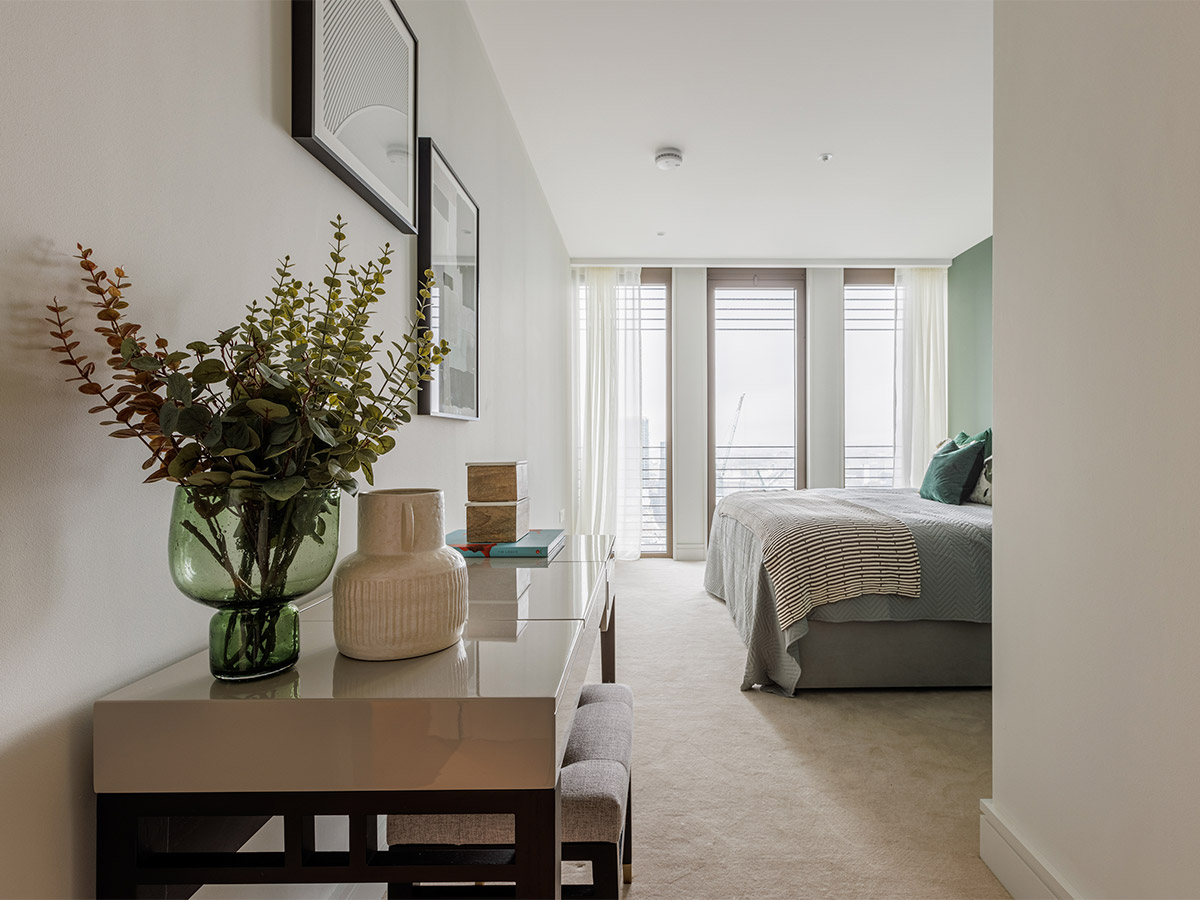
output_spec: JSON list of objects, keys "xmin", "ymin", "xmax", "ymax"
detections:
[{"xmin": 704, "ymin": 487, "xmax": 992, "ymax": 694}]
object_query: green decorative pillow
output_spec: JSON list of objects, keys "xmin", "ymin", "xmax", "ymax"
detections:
[
  {"xmin": 954, "ymin": 427, "xmax": 992, "ymax": 457},
  {"xmin": 919, "ymin": 440, "xmax": 987, "ymax": 505}
]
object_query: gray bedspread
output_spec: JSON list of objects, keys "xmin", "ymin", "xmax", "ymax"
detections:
[{"xmin": 703, "ymin": 488, "xmax": 992, "ymax": 695}]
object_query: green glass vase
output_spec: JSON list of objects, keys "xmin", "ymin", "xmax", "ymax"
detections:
[{"xmin": 168, "ymin": 485, "xmax": 340, "ymax": 681}]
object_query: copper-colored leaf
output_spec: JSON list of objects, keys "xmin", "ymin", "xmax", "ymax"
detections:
[
  {"xmin": 96, "ymin": 309, "xmax": 120, "ymax": 321},
  {"xmin": 144, "ymin": 469, "xmax": 171, "ymax": 484},
  {"xmin": 109, "ymin": 428, "xmax": 139, "ymax": 438},
  {"xmin": 78, "ymin": 383, "xmax": 104, "ymax": 395}
]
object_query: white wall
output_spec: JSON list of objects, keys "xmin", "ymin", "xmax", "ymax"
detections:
[
  {"xmin": 0, "ymin": 2, "xmax": 569, "ymax": 896},
  {"xmin": 991, "ymin": 2, "xmax": 1200, "ymax": 896},
  {"xmin": 670, "ymin": 267, "xmax": 708, "ymax": 560},
  {"xmin": 806, "ymin": 268, "xmax": 845, "ymax": 489}
]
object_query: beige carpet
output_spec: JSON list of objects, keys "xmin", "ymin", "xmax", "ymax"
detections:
[{"xmin": 589, "ymin": 559, "xmax": 1008, "ymax": 900}]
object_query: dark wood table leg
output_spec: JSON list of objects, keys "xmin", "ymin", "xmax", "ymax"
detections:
[
  {"xmin": 96, "ymin": 794, "xmax": 139, "ymax": 899},
  {"xmin": 513, "ymin": 780, "xmax": 561, "ymax": 899},
  {"xmin": 601, "ymin": 594, "xmax": 616, "ymax": 683}
]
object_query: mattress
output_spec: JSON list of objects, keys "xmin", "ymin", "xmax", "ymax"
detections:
[{"xmin": 703, "ymin": 488, "xmax": 992, "ymax": 694}]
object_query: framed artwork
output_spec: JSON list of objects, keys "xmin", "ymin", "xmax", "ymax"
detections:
[
  {"xmin": 417, "ymin": 138, "xmax": 479, "ymax": 420},
  {"xmin": 292, "ymin": 0, "xmax": 418, "ymax": 234}
]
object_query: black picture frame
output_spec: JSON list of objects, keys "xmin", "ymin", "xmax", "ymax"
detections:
[
  {"xmin": 292, "ymin": 0, "xmax": 419, "ymax": 234},
  {"xmin": 417, "ymin": 138, "xmax": 480, "ymax": 420}
]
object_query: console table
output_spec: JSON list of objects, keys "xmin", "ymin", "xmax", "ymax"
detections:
[{"xmin": 94, "ymin": 534, "xmax": 615, "ymax": 898}]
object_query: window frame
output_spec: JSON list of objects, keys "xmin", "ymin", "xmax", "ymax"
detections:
[{"xmin": 706, "ymin": 268, "xmax": 807, "ymax": 526}]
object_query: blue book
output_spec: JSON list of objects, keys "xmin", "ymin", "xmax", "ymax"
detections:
[{"xmin": 447, "ymin": 528, "xmax": 566, "ymax": 558}]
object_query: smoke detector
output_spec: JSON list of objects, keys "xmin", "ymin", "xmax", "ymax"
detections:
[{"xmin": 655, "ymin": 148, "xmax": 683, "ymax": 170}]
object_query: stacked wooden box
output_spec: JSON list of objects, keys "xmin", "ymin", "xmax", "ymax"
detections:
[{"xmin": 465, "ymin": 461, "xmax": 529, "ymax": 543}]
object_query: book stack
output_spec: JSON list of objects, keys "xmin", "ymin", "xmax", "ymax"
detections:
[{"xmin": 446, "ymin": 527, "xmax": 566, "ymax": 560}]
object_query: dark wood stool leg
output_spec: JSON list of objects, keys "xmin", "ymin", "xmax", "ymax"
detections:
[{"xmin": 622, "ymin": 774, "xmax": 632, "ymax": 883}]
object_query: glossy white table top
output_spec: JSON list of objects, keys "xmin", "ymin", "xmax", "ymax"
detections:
[{"xmin": 94, "ymin": 536, "xmax": 613, "ymax": 795}]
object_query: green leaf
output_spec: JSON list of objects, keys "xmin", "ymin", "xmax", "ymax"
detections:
[
  {"xmin": 167, "ymin": 444, "xmax": 201, "ymax": 479},
  {"xmin": 230, "ymin": 469, "xmax": 268, "ymax": 481},
  {"xmin": 308, "ymin": 415, "xmax": 337, "ymax": 446},
  {"xmin": 120, "ymin": 338, "xmax": 138, "ymax": 361},
  {"xmin": 200, "ymin": 417, "xmax": 224, "ymax": 449},
  {"xmin": 165, "ymin": 373, "xmax": 191, "ymax": 403},
  {"xmin": 268, "ymin": 421, "xmax": 298, "ymax": 446},
  {"xmin": 246, "ymin": 398, "xmax": 291, "ymax": 420},
  {"xmin": 129, "ymin": 356, "xmax": 162, "ymax": 372},
  {"xmin": 256, "ymin": 362, "xmax": 291, "ymax": 389},
  {"xmin": 175, "ymin": 405, "xmax": 213, "ymax": 437},
  {"xmin": 159, "ymin": 400, "xmax": 180, "ymax": 434},
  {"xmin": 187, "ymin": 471, "xmax": 232, "ymax": 487},
  {"xmin": 191, "ymin": 358, "xmax": 226, "ymax": 385},
  {"xmin": 263, "ymin": 475, "xmax": 307, "ymax": 501}
]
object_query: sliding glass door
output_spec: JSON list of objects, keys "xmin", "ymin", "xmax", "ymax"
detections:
[
  {"xmin": 638, "ymin": 269, "xmax": 671, "ymax": 556},
  {"xmin": 707, "ymin": 269, "xmax": 806, "ymax": 522}
]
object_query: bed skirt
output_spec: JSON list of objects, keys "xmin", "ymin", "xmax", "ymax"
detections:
[{"xmin": 793, "ymin": 620, "xmax": 991, "ymax": 689}]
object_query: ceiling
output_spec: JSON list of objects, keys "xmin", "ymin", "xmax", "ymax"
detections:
[{"xmin": 466, "ymin": 0, "xmax": 993, "ymax": 263}]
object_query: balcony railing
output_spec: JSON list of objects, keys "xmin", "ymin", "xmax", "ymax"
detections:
[
  {"xmin": 714, "ymin": 444, "xmax": 796, "ymax": 502},
  {"xmin": 638, "ymin": 443, "xmax": 896, "ymax": 554},
  {"xmin": 641, "ymin": 443, "xmax": 668, "ymax": 553},
  {"xmin": 845, "ymin": 444, "xmax": 895, "ymax": 487}
]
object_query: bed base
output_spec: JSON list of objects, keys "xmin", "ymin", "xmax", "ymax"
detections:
[{"xmin": 794, "ymin": 620, "xmax": 991, "ymax": 689}]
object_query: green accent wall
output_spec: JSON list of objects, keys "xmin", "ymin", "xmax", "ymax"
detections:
[{"xmin": 947, "ymin": 236, "xmax": 993, "ymax": 436}]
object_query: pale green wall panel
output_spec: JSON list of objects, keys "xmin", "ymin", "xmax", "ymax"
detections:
[{"xmin": 947, "ymin": 236, "xmax": 993, "ymax": 435}]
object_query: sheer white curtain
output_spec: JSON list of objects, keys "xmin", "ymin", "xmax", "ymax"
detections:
[
  {"xmin": 893, "ymin": 267, "xmax": 948, "ymax": 488},
  {"xmin": 571, "ymin": 267, "xmax": 642, "ymax": 559}
]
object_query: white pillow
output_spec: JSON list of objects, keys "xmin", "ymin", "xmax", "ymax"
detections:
[{"xmin": 969, "ymin": 455, "xmax": 992, "ymax": 505}]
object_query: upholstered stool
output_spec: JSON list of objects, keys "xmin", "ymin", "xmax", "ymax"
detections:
[{"xmin": 386, "ymin": 682, "xmax": 634, "ymax": 898}]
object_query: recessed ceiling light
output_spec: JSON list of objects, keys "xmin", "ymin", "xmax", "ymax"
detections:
[
  {"xmin": 818, "ymin": 153, "xmax": 834, "ymax": 163},
  {"xmin": 655, "ymin": 148, "xmax": 683, "ymax": 170},
  {"xmin": 656, "ymin": 231, "xmax": 666, "ymax": 237}
]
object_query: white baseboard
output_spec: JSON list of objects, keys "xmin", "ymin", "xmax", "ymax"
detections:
[
  {"xmin": 979, "ymin": 799, "xmax": 1080, "ymax": 900},
  {"xmin": 672, "ymin": 541, "xmax": 706, "ymax": 561}
]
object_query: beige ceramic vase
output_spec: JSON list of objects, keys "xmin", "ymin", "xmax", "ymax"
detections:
[{"xmin": 332, "ymin": 489, "xmax": 468, "ymax": 660}]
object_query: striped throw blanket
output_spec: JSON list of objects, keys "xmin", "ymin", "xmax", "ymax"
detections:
[{"xmin": 717, "ymin": 490, "xmax": 921, "ymax": 630}]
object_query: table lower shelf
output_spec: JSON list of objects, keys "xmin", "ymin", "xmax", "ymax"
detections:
[{"xmin": 97, "ymin": 786, "xmax": 561, "ymax": 898}]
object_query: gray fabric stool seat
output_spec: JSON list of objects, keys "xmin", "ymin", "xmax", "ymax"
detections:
[{"xmin": 387, "ymin": 683, "xmax": 634, "ymax": 898}]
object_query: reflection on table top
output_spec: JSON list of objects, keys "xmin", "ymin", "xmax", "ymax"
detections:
[
  {"xmin": 548, "ymin": 533, "xmax": 614, "ymax": 564},
  {"xmin": 98, "ymin": 619, "xmax": 584, "ymax": 705}
]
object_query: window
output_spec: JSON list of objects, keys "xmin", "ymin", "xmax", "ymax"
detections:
[
  {"xmin": 708, "ymin": 269, "xmax": 806, "ymax": 521},
  {"xmin": 638, "ymin": 270, "xmax": 671, "ymax": 555},
  {"xmin": 844, "ymin": 271, "xmax": 897, "ymax": 486}
]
